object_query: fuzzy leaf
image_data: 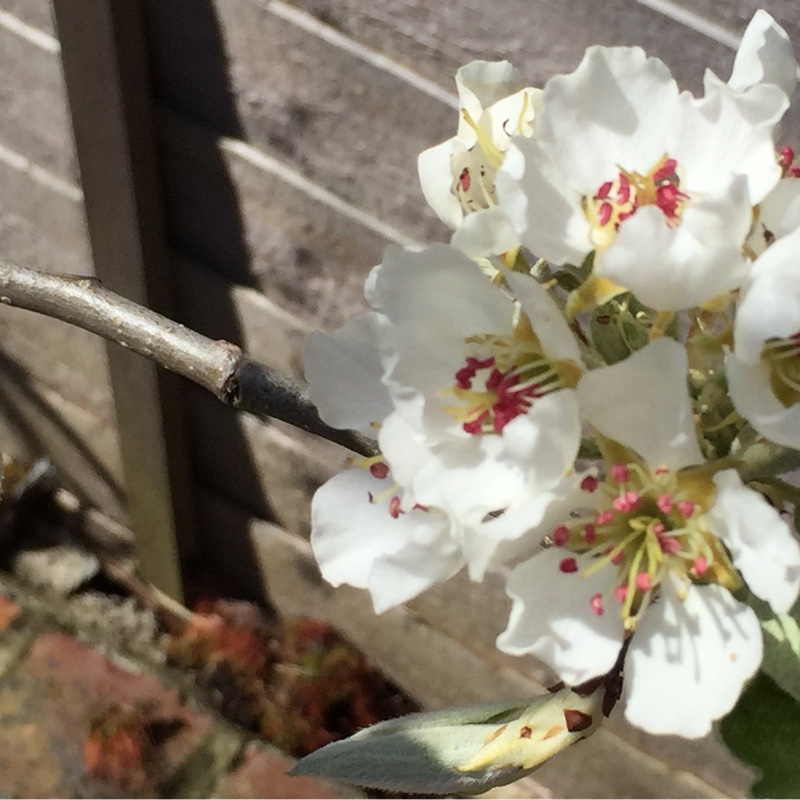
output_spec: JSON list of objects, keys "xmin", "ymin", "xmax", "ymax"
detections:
[
  {"xmin": 762, "ymin": 612, "xmax": 800, "ymax": 702},
  {"xmin": 743, "ymin": 593, "xmax": 800, "ymax": 703},
  {"xmin": 720, "ymin": 672, "xmax": 800, "ymax": 798}
]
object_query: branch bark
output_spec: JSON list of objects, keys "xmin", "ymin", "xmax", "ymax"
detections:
[{"xmin": 0, "ymin": 260, "xmax": 377, "ymax": 457}]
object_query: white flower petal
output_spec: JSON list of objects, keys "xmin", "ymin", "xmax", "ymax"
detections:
[
  {"xmin": 577, "ymin": 338, "xmax": 703, "ymax": 471},
  {"xmin": 368, "ymin": 538, "xmax": 463, "ymax": 614},
  {"xmin": 377, "ymin": 410, "xmax": 429, "ymax": 491},
  {"xmin": 599, "ymin": 182, "xmax": 752, "ymax": 310},
  {"xmin": 500, "ymin": 392, "xmax": 582, "ymax": 485},
  {"xmin": 726, "ymin": 354, "xmax": 800, "ymax": 450},
  {"xmin": 311, "ymin": 469, "xmax": 460, "ymax": 613},
  {"xmin": 703, "ymin": 68, "xmax": 788, "ymax": 140},
  {"xmin": 460, "ymin": 527, "xmax": 508, "ymax": 581},
  {"xmin": 729, "ymin": 10, "xmax": 796, "ymax": 99},
  {"xmin": 390, "ymin": 431, "xmax": 528, "ymax": 524},
  {"xmin": 497, "ymin": 549, "xmax": 625, "ymax": 684},
  {"xmin": 305, "ymin": 313, "xmax": 393, "ymax": 434},
  {"xmin": 749, "ymin": 179, "xmax": 800, "ymax": 256},
  {"xmin": 376, "ymin": 244, "xmax": 514, "ymax": 393},
  {"xmin": 311, "ymin": 469, "xmax": 409, "ymax": 588},
  {"xmin": 483, "ymin": 87, "xmax": 540, "ymax": 144},
  {"xmin": 683, "ymin": 77, "xmax": 783, "ymax": 203},
  {"xmin": 418, "ymin": 138, "xmax": 464, "ymax": 229},
  {"xmin": 734, "ymin": 225, "xmax": 800, "ymax": 363},
  {"xmin": 451, "ymin": 205, "xmax": 520, "ymax": 259},
  {"xmin": 479, "ymin": 474, "xmax": 589, "ymax": 570},
  {"xmin": 538, "ymin": 46, "xmax": 679, "ymax": 190},
  {"xmin": 624, "ymin": 579, "xmax": 762, "ymax": 737},
  {"xmin": 496, "ymin": 139, "xmax": 590, "ymax": 265},
  {"xmin": 381, "ymin": 392, "xmax": 581, "ymax": 525},
  {"xmin": 706, "ymin": 470, "xmax": 800, "ymax": 613},
  {"xmin": 455, "ymin": 60, "xmax": 525, "ymax": 143},
  {"xmin": 504, "ymin": 271, "xmax": 583, "ymax": 363}
]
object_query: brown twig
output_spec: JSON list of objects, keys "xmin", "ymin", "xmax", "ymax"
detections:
[{"xmin": 0, "ymin": 260, "xmax": 377, "ymax": 457}]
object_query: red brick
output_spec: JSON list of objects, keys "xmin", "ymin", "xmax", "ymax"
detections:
[
  {"xmin": 215, "ymin": 741, "xmax": 351, "ymax": 799},
  {"xmin": 0, "ymin": 631, "xmax": 212, "ymax": 797},
  {"xmin": 0, "ymin": 595, "xmax": 20, "ymax": 633}
]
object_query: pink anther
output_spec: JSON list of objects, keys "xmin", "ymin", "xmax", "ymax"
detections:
[
  {"xmin": 590, "ymin": 593, "xmax": 604, "ymax": 615},
  {"xmin": 656, "ymin": 494, "xmax": 673, "ymax": 514},
  {"xmin": 694, "ymin": 555, "xmax": 708, "ymax": 575},
  {"xmin": 389, "ymin": 495, "xmax": 403, "ymax": 518},
  {"xmin": 552, "ymin": 525, "xmax": 570, "ymax": 547},
  {"xmin": 677, "ymin": 500, "xmax": 695, "ymax": 518},
  {"xmin": 659, "ymin": 536, "xmax": 681, "ymax": 555},
  {"xmin": 369, "ymin": 462, "xmax": 390, "ymax": 479},
  {"xmin": 580, "ymin": 475, "xmax": 599, "ymax": 493},
  {"xmin": 611, "ymin": 464, "xmax": 629, "ymax": 484}
]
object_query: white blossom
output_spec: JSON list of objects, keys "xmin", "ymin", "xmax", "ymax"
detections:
[
  {"xmin": 371, "ymin": 244, "xmax": 583, "ymax": 525},
  {"xmin": 418, "ymin": 60, "xmax": 540, "ymax": 258},
  {"xmin": 305, "ymin": 243, "xmax": 585, "ymax": 609},
  {"xmin": 496, "ymin": 39, "xmax": 789, "ymax": 311},
  {"xmin": 310, "ymin": 466, "xmax": 463, "ymax": 613},
  {"xmin": 498, "ymin": 339, "xmax": 800, "ymax": 736}
]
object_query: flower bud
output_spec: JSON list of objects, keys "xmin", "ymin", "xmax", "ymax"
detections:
[{"xmin": 289, "ymin": 683, "xmax": 607, "ymax": 794}]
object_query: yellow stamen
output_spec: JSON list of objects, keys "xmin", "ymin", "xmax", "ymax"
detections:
[
  {"xmin": 515, "ymin": 92, "xmax": 532, "ymax": 136},
  {"xmin": 461, "ymin": 108, "xmax": 504, "ymax": 171}
]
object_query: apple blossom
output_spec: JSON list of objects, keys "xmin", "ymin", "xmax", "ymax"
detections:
[
  {"xmin": 498, "ymin": 339, "xmax": 800, "ymax": 737},
  {"xmin": 300, "ymin": 10, "xmax": 800, "ymax": 778},
  {"xmin": 310, "ymin": 464, "xmax": 463, "ymax": 613},
  {"xmin": 418, "ymin": 60, "xmax": 540, "ymax": 259},
  {"xmin": 371, "ymin": 244, "xmax": 584, "ymax": 525},
  {"xmin": 306, "ymin": 243, "xmax": 588, "ymax": 610},
  {"xmin": 496, "ymin": 14, "xmax": 795, "ymax": 312}
]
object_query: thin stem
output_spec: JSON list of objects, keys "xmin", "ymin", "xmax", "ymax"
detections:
[{"xmin": 0, "ymin": 260, "xmax": 377, "ymax": 457}]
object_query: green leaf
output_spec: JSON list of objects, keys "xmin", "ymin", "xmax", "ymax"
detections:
[
  {"xmin": 761, "ymin": 611, "xmax": 800, "ymax": 703},
  {"xmin": 719, "ymin": 671, "xmax": 800, "ymax": 798},
  {"xmin": 741, "ymin": 592, "xmax": 800, "ymax": 704}
]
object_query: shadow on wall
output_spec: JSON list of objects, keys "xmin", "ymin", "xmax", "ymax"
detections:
[
  {"xmin": 143, "ymin": 0, "xmax": 274, "ymax": 601},
  {"xmin": 0, "ymin": 351, "xmax": 127, "ymax": 518}
]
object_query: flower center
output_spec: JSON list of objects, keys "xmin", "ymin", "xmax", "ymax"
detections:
[
  {"xmin": 551, "ymin": 463, "xmax": 738, "ymax": 630},
  {"xmin": 583, "ymin": 155, "xmax": 689, "ymax": 250},
  {"xmin": 762, "ymin": 333, "xmax": 800, "ymax": 408},
  {"xmin": 442, "ymin": 313, "xmax": 581, "ymax": 435},
  {"xmin": 451, "ymin": 97, "xmax": 532, "ymax": 215},
  {"xmin": 451, "ymin": 147, "xmax": 499, "ymax": 215}
]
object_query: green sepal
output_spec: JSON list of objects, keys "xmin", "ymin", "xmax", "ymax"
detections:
[{"xmin": 588, "ymin": 292, "xmax": 672, "ymax": 367}]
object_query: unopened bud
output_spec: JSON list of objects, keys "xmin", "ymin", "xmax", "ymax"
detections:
[{"xmin": 289, "ymin": 683, "xmax": 608, "ymax": 794}]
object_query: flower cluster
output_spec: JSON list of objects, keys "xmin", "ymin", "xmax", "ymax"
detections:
[{"xmin": 305, "ymin": 10, "xmax": 800, "ymax": 739}]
